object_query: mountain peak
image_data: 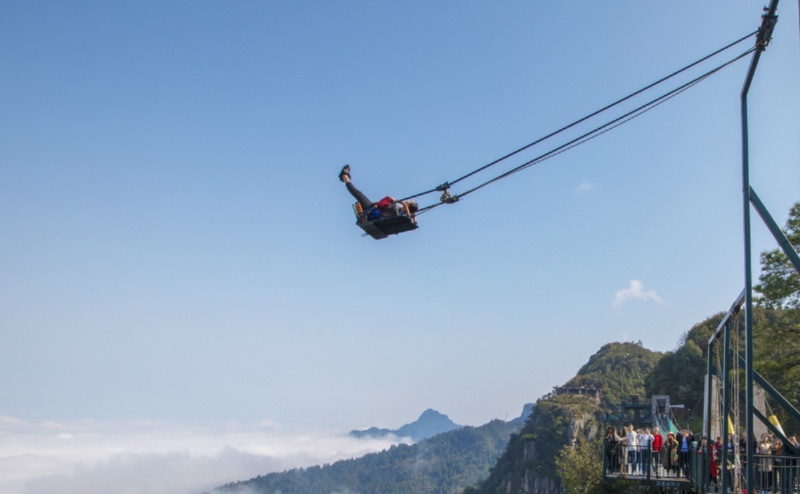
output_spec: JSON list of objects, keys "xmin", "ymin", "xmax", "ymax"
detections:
[
  {"xmin": 351, "ymin": 409, "xmax": 461, "ymax": 442},
  {"xmin": 418, "ymin": 408, "xmax": 449, "ymax": 420}
]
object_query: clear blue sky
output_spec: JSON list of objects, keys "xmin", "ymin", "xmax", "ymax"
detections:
[{"xmin": 1, "ymin": 1, "xmax": 798, "ymax": 489}]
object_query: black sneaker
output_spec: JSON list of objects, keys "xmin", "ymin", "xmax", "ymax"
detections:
[{"xmin": 339, "ymin": 165, "xmax": 351, "ymax": 182}]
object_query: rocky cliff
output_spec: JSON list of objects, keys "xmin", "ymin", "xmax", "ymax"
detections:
[{"xmin": 465, "ymin": 342, "xmax": 663, "ymax": 494}]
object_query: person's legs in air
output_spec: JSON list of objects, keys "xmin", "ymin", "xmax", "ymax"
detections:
[{"xmin": 339, "ymin": 165, "xmax": 373, "ymax": 211}]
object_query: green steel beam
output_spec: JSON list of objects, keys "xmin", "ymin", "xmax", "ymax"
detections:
[{"xmin": 749, "ymin": 187, "xmax": 800, "ymax": 274}]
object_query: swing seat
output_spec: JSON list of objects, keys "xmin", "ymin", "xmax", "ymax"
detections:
[{"xmin": 353, "ymin": 203, "xmax": 418, "ymax": 240}]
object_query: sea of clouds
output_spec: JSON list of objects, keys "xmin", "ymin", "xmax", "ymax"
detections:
[{"xmin": 0, "ymin": 415, "xmax": 407, "ymax": 494}]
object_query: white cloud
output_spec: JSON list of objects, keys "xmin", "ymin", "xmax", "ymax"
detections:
[
  {"xmin": 611, "ymin": 279, "xmax": 665, "ymax": 310},
  {"xmin": 0, "ymin": 416, "xmax": 406, "ymax": 494},
  {"xmin": 575, "ymin": 181, "xmax": 595, "ymax": 193},
  {"xmin": 0, "ymin": 415, "xmax": 27, "ymax": 429},
  {"xmin": 257, "ymin": 418, "xmax": 279, "ymax": 429}
]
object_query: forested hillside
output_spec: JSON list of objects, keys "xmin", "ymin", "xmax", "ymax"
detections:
[
  {"xmin": 565, "ymin": 341, "xmax": 664, "ymax": 404},
  {"xmin": 464, "ymin": 342, "xmax": 664, "ymax": 494},
  {"xmin": 215, "ymin": 418, "xmax": 526, "ymax": 494}
]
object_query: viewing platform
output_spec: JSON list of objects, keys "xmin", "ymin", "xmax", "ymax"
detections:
[
  {"xmin": 603, "ymin": 444, "xmax": 693, "ymax": 491},
  {"xmin": 602, "ymin": 442, "xmax": 800, "ymax": 493}
]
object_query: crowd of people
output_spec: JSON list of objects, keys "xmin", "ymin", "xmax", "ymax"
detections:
[
  {"xmin": 604, "ymin": 425, "xmax": 800, "ymax": 492},
  {"xmin": 749, "ymin": 432, "xmax": 800, "ymax": 493},
  {"xmin": 604, "ymin": 424, "xmax": 694, "ymax": 478}
]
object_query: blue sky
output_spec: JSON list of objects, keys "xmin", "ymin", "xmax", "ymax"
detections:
[{"xmin": 1, "ymin": 1, "xmax": 799, "ymax": 492}]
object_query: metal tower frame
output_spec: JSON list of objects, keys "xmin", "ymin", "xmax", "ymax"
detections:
[{"xmin": 704, "ymin": 2, "xmax": 800, "ymax": 493}]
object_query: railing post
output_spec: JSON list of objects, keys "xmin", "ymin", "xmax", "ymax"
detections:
[
  {"xmin": 722, "ymin": 321, "xmax": 732, "ymax": 494},
  {"xmin": 706, "ymin": 344, "xmax": 714, "ymax": 444}
]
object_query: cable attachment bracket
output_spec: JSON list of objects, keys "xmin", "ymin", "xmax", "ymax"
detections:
[
  {"xmin": 440, "ymin": 189, "xmax": 460, "ymax": 204},
  {"xmin": 436, "ymin": 181, "xmax": 459, "ymax": 203},
  {"xmin": 756, "ymin": 8, "xmax": 778, "ymax": 51}
]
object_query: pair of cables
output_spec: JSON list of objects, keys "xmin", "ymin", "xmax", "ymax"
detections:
[{"xmin": 400, "ymin": 30, "xmax": 759, "ymax": 215}]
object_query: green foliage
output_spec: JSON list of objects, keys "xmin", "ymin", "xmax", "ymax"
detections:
[
  {"xmin": 462, "ymin": 432, "xmax": 527, "ymax": 494},
  {"xmin": 755, "ymin": 201, "xmax": 800, "ymax": 309},
  {"xmin": 752, "ymin": 201, "xmax": 800, "ymax": 431},
  {"xmin": 466, "ymin": 343, "xmax": 660, "ymax": 494},
  {"xmin": 753, "ymin": 306, "xmax": 800, "ymax": 433},
  {"xmin": 217, "ymin": 419, "xmax": 520, "ymax": 494},
  {"xmin": 555, "ymin": 436, "xmax": 605, "ymax": 494},
  {"xmin": 525, "ymin": 397, "xmax": 597, "ymax": 478},
  {"xmin": 644, "ymin": 314, "xmax": 722, "ymax": 415},
  {"xmin": 566, "ymin": 342, "xmax": 664, "ymax": 404}
]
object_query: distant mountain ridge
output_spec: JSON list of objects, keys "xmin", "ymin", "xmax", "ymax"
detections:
[
  {"xmin": 216, "ymin": 405, "xmax": 534, "ymax": 494},
  {"xmin": 350, "ymin": 408, "xmax": 461, "ymax": 441}
]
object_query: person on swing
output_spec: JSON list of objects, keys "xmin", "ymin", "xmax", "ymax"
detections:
[{"xmin": 338, "ymin": 165, "xmax": 418, "ymax": 220}]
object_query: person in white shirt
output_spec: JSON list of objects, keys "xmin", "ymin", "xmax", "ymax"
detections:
[{"xmin": 626, "ymin": 424, "xmax": 638, "ymax": 475}]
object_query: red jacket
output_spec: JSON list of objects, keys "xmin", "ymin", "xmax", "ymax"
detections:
[
  {"xmin": 652, "ymin": 434, "xmax": 664, "ymax": 452},
  {"xmin": 375, "ymin": 196, "xmax": 394, "ymax": 210}
]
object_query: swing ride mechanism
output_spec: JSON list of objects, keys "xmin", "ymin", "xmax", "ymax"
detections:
[{"xmin": 355, "ymin": 13, "xmax": 771, "ymax": 240}]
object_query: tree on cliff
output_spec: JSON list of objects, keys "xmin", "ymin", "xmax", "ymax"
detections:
[{"xmin": 555, "ymin": 437, "xmax": 605, "ymax": 494}]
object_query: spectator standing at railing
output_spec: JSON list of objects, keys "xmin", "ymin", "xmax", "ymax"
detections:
[
  {"xmin": 712, "ymin": 436, "xmax": 723, "ymax": 487},
  {"xmin": 677, "ymin": 430, "xmax": 692, "ymax": 478},
  {"xmin": 626, "ymin": 424, "xmax": 639, "ymax": 475},
  {"xmin": 619, "ymin": 427, "xmax": 629, "ymax": 477},
  {"xmin": 696, "ymin": 437, "xmax": 717, "ymax": 487},
  {"xmin": 652, "ymin": 426, "xmax": 664, "ymax": 478},
  {"xmin": 774, "ymin": 438, "xmax": 787, "ymax": 494},
  {"xmin": 664, "ymin": 432, "xmax": 680, "ymax": 477},
  {"xmin": 757, "ymin": 433, "xmax": 774, "ymax": 492},
  {"xmin": 638, "ymin": 428, "xmax": 652, "ymax": 476},
  {"xmin": 604, "ymin": 426, "xmax": 621, "ymax": 474}
]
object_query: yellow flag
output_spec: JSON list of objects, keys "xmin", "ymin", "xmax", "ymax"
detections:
[{"xmin": 768, "ymin": 415, "xmax": 785, "ymax": 436}]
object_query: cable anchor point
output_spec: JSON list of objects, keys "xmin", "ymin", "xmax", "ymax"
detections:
[
  {"xmin": 436, "ymin": 182, "xmax": 459, "ymax": 203},
  {"xmin": 440, "ymin": 189, "xmax": 459, "ymax": 204},
  {"xmin": 756, "ymin": 9, "xmax": 778, "ymax": 51}
]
